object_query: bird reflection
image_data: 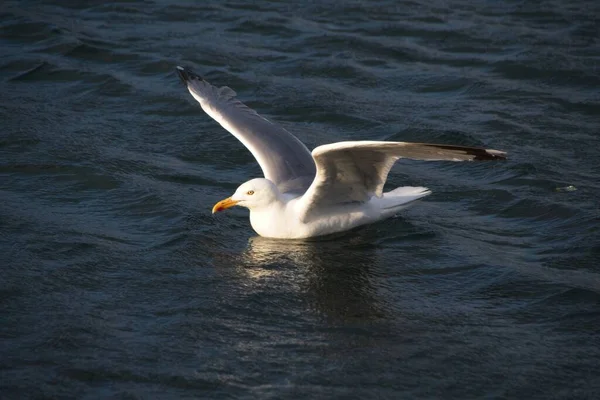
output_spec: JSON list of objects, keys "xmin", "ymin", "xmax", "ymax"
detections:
[{"xmin": 234, "ymin": 230, "xmax": 389, "ymax": 321}]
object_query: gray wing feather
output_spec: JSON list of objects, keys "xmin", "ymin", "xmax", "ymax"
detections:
[
  {"xmin": 176, "ymin": 66, "xmax": 316, "ymax": 193},
  {"xmin": 299, "ymin": 141, "xmax": 506, "ymax": 221}
]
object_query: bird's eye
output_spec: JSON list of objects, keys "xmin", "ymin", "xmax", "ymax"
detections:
[{"xmin": 246, "ymin": 190, "xmax": 254, "ymax": 195}]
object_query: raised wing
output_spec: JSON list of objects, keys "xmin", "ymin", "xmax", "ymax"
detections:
[
  {"xmin": 298, "ymin": 141, "xmax": 506, "ymax": 221},
  {"xmin": 176, "ymin": 66, "xmax": 316, "ymax": 193}
]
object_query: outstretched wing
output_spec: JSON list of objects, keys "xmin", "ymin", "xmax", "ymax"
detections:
[
  {"xmin": 298, "ymin": 141, "xmax": 506, "ymax": 221},
  {"xmin": 176, "ymin": 66, "xmax": 316, "ymax": 193}
]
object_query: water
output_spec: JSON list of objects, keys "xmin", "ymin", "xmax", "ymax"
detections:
[{"xmin": 2, "ymin": 1, "xmax": 599, "ymax": 398}]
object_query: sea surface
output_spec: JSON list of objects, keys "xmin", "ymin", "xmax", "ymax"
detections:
[{"xmin": 2, "ymin": 1, "xmax": 600, "ymax": 398}]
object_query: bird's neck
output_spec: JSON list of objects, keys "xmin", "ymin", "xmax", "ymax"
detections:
[{"xmin": 248, "ymin": 197, "xmax": 288, "ymax": 238}]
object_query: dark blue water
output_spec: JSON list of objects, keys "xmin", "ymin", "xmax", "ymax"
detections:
[{"xmin": 2, "ymin": 1, "xmax": 600, "ymax": 398}]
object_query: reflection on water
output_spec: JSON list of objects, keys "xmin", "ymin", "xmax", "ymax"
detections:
[{"xmin": 235, "ymin": 234, "xmax": 388, "ymax": 321}]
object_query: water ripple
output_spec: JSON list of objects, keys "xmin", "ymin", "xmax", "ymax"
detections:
[{"xmin": 2, "ymin": 0, "xmax": 600, "ymax": 398}]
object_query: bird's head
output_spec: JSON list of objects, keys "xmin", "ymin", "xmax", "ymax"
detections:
[{"xmin": 212, "ymin": 178, "xmax": 279, "ymax": 213}]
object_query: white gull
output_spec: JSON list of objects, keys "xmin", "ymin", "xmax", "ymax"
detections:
[{"xmin": 176, "ymin": 66, "xmax": 506, "ymax": 239}]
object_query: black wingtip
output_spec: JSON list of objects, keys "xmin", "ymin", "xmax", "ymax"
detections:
[
  {"xmin": 175, "ymin": 66, "xmax": 203, "ymax": 85},
  {"xmin": 475, "ymin": 149, "xmax": 508, "ymax": 161},
  {"xmin": 424, "ymin": 144, "xmax": 507, "ymax": 161}
]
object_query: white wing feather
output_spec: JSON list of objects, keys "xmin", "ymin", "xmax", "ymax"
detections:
[
  {"xmin": 176, "ymin": 67, "xmax": 316, "ymax": 193},
  {"xmin": 298, "ymin": 141, "xmax": 506, "ymax": 222}
]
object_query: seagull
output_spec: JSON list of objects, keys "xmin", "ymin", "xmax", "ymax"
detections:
[{"xmin": 176, "ymin": 66, "xmax": 506, "ymax": 239}]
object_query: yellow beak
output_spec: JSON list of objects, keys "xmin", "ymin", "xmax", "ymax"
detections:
[{"xmin": 212, "ymin": 197, "xmax": 240, "ymax": 214}]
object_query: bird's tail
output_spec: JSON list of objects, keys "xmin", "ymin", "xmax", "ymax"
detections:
[{"xmin": 378, "ymin": 186, "xmax": 431, "ymax": 216}]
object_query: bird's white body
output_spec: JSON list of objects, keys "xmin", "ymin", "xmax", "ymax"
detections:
[
  {"xmin": 176, "ymin": 66, "xmax": 506, "ymax": 239},
  {"xmin": 244, "ymin": 181, "xmax": 431, "ymax": 239}
]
